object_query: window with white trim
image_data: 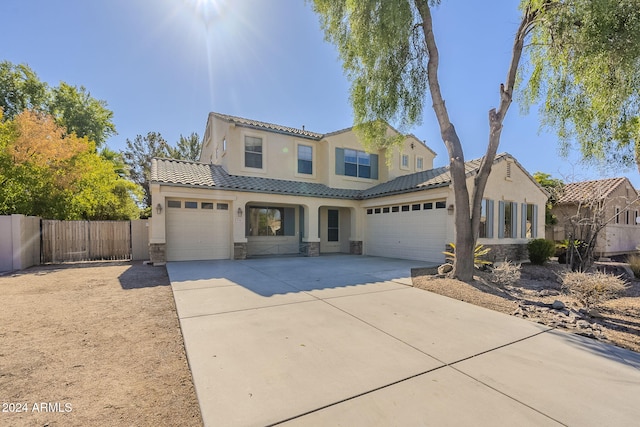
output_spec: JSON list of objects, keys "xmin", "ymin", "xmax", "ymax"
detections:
[
  {"xmin": 416, "ymin": 156, "xmax": 424, "ymax": 170},
  {"xmin": 401, "ymin": 154, "xmax": 409, "ymax": 169},
  {"xmin": 345, "ymin": 149, "xmax": 371, "ymax": 178},
  {"xmin": 298, "ymin": 144, "xmax": 313, "ymax": 174},
  {"xmin": 244, "ymin": 136, "xmax": 262, "ymax": 169}
]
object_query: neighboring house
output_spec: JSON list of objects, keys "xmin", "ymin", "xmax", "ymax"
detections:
[
  {"xmin": 148, "ymin": 112, "xmax": 547, "ymax": 264},
  {"xmin": 548, "ymin": 177, "xmax": 640, "ymax": 257}
]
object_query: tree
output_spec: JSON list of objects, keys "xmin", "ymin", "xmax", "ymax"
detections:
[
  {"xmin": 0, "ymin": 110, "xmax": 140, "ymax": 219},
  {"xmin": 312, "ymin": 0, "xmax": 640, "ymax": 281},
  {"xmin": 533, "ymin": 171, "xmax": 563, "ymax": 225},
  {"xmin": 167, "ymin": 132, "xmax": 202, "ymax": 161},
  {"xmin": 49, "ymin": 82, "xmax": 117, "ymax": 148},
  {"xmin": 121, "ymin": 132, "xmax": 170, "ymax": 207},
  {"xmin": 0, "ymin": 61, "xmax": 49, "ymax": 119},
  {"xmin": 0, "ymin": 60, "xmax": 116, "ymax": 148}
]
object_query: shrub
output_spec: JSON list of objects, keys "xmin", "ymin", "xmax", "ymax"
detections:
[
  {"xmin": 527, "ymin": 238, "xmax": 556, "ymax": 265},
  {"xmin": 490, "ymin": 260, "xmax": 521, "ymax": 286},
  {"xmin": 443, "ymin": 243, "xmax": 492, "ymax": 269},
  {"xmin": 627, "ymin": 254, "xmax": 640, "ymax": 279},
  {"xmin": 561, "ymin": 271, "xmax": 628, "ymax": 309}
]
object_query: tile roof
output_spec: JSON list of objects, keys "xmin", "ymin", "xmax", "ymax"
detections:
[
  {"xmin": 210, "ymin": 112, "xmax": 324, "ymax": 140},
  {"xmin": 360, "ymin": 153, "xmax": 512, "ymax": 199},
  {"xmin": 151, "ymin": 153, "xmax": 520, "ymax": 200},
  {"xmin": 556, "ymin": 177, "xmax": 635, "ymax": 204},
  {"xmin": 151, "ymin": 158, "xmax": 361, "ymax": 199}
]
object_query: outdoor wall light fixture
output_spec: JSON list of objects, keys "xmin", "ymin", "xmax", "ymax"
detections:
[
  {"xmin": 237, "ymin": 207, "xmax": 243, "ymax": 218},
  {"xmin": 447, "ymin": 204, "xmax": 454, "ymax": 215},
  {"xmin": 156, "ymin": 203, "xmax": 163, "ymax": 215}
]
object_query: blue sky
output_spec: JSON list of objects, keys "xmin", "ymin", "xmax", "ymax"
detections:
[{"xmin": 3, "ymin": 0, "xmax": 638, "ymax": 186}]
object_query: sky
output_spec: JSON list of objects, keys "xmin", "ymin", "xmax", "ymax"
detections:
[{"xmin": 2, "ymin": 0, "xmax": 638, "ymax": 187}]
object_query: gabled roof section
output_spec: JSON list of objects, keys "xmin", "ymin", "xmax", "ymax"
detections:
[
  {"xmin": 360, "ymin": 152, "xmax": 520, "ymax": 199},
  {"xmin": 209, "ymin": 112, "xmax": 323, "ymax": 140},
  {"xmin": 151, "ymin": 158, "xmax": 361, "ymax": 199},
  {"xmin": 556, "ymin": 177, "xmax": 636, "ymax": 204}
]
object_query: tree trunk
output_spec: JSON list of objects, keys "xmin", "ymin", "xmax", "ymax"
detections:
[{"xmin": 415, "ymin": 0, "xmax": 538, "ymax": 281}]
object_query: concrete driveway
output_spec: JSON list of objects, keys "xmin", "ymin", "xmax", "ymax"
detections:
[{"xmin": 167, "ymin": 255, "xmax": 640, "ymax": 427}]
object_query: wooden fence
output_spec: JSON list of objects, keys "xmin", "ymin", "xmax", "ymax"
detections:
[{"xmin": 41, "ymin": 220, "xmax": 132, "ymax": 263}]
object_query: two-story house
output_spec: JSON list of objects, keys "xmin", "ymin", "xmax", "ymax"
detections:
[{"xmin": 148, "ymin": 112, "xmax": 547, "ymax": 264}]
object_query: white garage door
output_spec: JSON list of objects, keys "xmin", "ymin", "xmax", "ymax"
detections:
[
  {"xmin": 166, "ymin": 200, "xmax": 231, "ymax": 261},
  {"xmin": 365, "ymin": 201, "xmax": 447, "ymax": 263}
]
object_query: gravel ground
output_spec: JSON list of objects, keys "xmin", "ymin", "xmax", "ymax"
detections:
[{"xmin": 412, "ymin": 262, "xmax": 640, "ymax": 353}]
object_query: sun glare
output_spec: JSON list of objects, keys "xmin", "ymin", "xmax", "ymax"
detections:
[{"xmin": 182, "ymin": 0, "xmax": 228, "ymax": 28}]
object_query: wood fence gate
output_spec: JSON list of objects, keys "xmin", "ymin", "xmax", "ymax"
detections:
[{"xmin": 41, "ymin": 220, "xmax": 132, "ymax": 263}]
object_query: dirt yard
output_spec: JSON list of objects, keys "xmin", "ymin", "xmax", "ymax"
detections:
[
  {"xmin": 0, "ymin": 262, "xmax": 202, "ymax": 427},
  {"xmin": 412, "ymin": 262, "xmax": 640, "ymax": 353}
]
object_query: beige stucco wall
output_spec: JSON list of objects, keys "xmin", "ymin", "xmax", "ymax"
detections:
[
  {"xmin": 474, "ymin": 159, "xmax": 547, "ymax": 245},
  {"xmin": 200, "ymin": 115, "xmax": 437, "ymax": 191}
]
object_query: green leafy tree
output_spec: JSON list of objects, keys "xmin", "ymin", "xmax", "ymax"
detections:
[
  {"xmin": 0, "ymin": 61, "xmax": 116, "ymax": 149},
  {"xmin": 122, "ymin": 132, "xmax": 170, "ymax": 207},
  {"xmin": 167, "ymin": 132, "xmax": 202, "ymax": 161},
  {"xmin": 533, "ymin": 171, "xmax": 563, "ymax": 225},
  {"xmin": 0, "ymin": 61, "xmax": 49, "ymax": 119},
  {"xmin": 49, "ymin": 82, "xmax": 117, "ymax": 148},
  {"xmin": 312, "ymin": 0, "xmax": 640, "ymax": 281}
]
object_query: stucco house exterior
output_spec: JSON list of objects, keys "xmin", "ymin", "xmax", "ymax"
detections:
[
  {"xmin": 148, "ymin": 112, "xmax": 547, "ymax": 264},
  {"xmin": 547, "ymin": 177, "xmax": 640, "ymax": 257}
]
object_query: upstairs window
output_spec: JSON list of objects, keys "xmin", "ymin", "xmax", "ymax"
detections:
[
  {"xmin": 401, "ymin": 154, "xmax": 409, "ymax": 169},
  {"xmin": 335, "ymin": 148, "xmax": 378, "ymax": 179},
  {"xmin": 345, "ymin": 149, "xmax": 371, "ymax": 178},
  {"xmin": 298, "ymin": 145, "xmax": 313, "ymax": 174},
  {"xmin": 416, "ymin": 156, "xmax": 424, "ymax": 170},
  {"xmin": 244, "ymin": 136, "xmax": 263, "ymax": 169}
]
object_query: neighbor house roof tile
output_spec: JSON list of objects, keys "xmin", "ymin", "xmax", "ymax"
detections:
[{"xmin": 556, "ymin": 177, "xmax": 634, "ymax": 204}]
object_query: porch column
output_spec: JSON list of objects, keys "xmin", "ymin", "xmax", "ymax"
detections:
[
  {"xmin": 232, "ymin": 200, "xmax": 248, "ymax": 259},
  {"xmin": 349, "ymin": 206, "xmax": 364, "ymax": 255},
  {"xmin": 302, "ymin": 203, "xmax": 320, "ymax": 257},
  {"xmin": 148, "ymin": 183, "xmax": 166, "ymax": 265}
]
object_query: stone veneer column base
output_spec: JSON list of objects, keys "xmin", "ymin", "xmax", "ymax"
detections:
[
  {"xmin": 234, "ymin": 242, "xmax": 248, "ymax": 260},
  {"xmin": 350, "ymin": 240, "xmax": 363, "ymax": 255},
  {"xmin": 305, "ymin": 242, "xmax": 320, "ymax": 257},
  {"xmin": 149, "ymin": 243, "xmax": 166, "ymax": 266}
]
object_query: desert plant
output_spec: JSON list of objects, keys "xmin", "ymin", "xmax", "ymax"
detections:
[
  {"xmin": 443, "ymin": 243, "xmax": 491, "ymax": 269},
  {"xmin": 490, "ymin": 260, "xmax": 522, "ymax": 287},
  {"xmin": 561, "ymin": 271, "xmax": 628, "ymax": 309},
  {"xmin": 627, "ymin": 254, "xmax": 640, "ymax": 279},
  {"xmin": 527, "ymin": 238, "xmax": 556, "ymax": 265}
]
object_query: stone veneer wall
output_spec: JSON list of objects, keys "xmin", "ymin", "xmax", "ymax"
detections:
[
  {"xmin": 444, "ymin": 243, "xmax": 529, "ymax": 264},
  {"xmin": 149, "ymin": 243, "xmax": 166, "ymax": 265},
  {"xmin": 350, "ymin": 240, "xmax": 363, "ymax": 255},
  {"xmin": 483, "ymin": 244, "xmax": 529, "ymax": 263},
  {"xmin": 305, "ymin": 242, "xmax": 320, "ymax": 257},
  {"xmin": 234, "ymin": 242, "xmax": 248, "ymax": 260}
]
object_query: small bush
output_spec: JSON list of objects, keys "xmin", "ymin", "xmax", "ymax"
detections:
[
  {"xmin": 490, "ymin": 260, "xmax": 521, "ymax": 286},
  {"xmin": 627, "ymin": 254, "xmax": 640, "ymax": 279},
  {"xmin": 527, "ymin": 239, "xmax": 556, "ymax": 265},
  {"xmin": 561, "ymin": 271, "xmax": 628, "ymax": 309},
  {"xmin": 443, "ymin": 243, "xmax": 492, "ymax": 268}
]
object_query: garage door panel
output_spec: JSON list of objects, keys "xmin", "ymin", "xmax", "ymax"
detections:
[
  {"xmin": 365, "ymin": 205, "xmax": 446, "ymax": 263},
  {"xmin": 166, "ymin": 201, "xmax": 230, "ymax": 261}
]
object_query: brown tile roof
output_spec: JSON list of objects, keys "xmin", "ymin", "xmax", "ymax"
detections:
[
  {"xmin": 210, "ymin": 112, "xmax": 324, "ymax": 140},
  {"xmin": 556, "ymin": 177, "xmax": 635, "ymax": 204},
  {"xmin": 151, "ymin": 153, "xmax": 530, "ymax": 200}
]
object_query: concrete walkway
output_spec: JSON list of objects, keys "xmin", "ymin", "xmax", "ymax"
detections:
[{"xmin": 167, "ymin": 255, "xmax": 640, "ymax": 427}]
